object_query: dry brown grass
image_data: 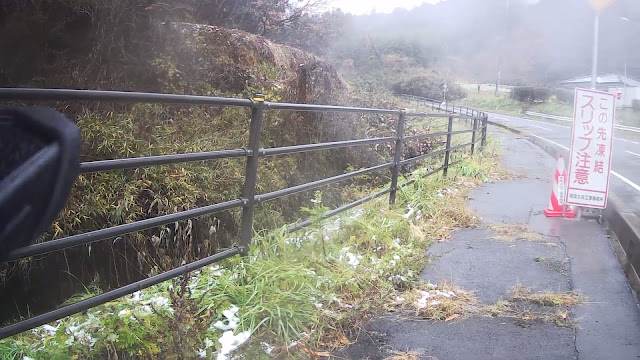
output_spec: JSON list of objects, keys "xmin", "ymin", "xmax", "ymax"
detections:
[
  {"xmin": 509, "ymin": 285, "xmax": 584, "ymax": 307},
  {"xmin": 385, "ymin": 350, "xmax": 435, "ymax": 360},
  {"xmin": 487, "ymin": 223, "xmax": 544, "ymax": 242},
  {"xmin": 488, "ymin": 302, "xmax": 575, "ymax": 327},
  {"xmin": 483, "ymin": 301, "xmax": 575, "ymax": 327},
  {"xmin": 517, "ymin": 308, "xmax": 572, "ymax": 327},
  {"xmin": 393, "ymin": 283, "xmax": 582, "ymax": 328},
  {"xmin": 421, "ymin": 188, "xmax": 480, "ymax": 242},
  {"xmin": 395, "ymin": 283, "xmax": 480, "ymax": 322},
  {"xmin": 482, "ymin": 286, "xmax": 585, "ymax": 328}
]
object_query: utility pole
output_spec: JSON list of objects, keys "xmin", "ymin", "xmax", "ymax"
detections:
[
  {"xmin": 591, "ymin": 14, "xmax": 599, "ymax": 89},
  {"xmin": 588, "ymin": 0, "xmax": 614, "ymax": 89},
  {"xmin": 495, "ymin": 0, "xmax": 510, "ymax": 96},
  {"xmin": 621, "ymin": 17, "xmax": 635, "ymax": 107}
]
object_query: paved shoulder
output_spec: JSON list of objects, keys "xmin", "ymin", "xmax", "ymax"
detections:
[{"xmin": 341, "ymin": 129, "xmax": 640, "ymax": 360}]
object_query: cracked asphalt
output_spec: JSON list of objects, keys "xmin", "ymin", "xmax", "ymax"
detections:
[{"xmin": 340, "ymin": 129, "xmax": 640, "ymax": 360}]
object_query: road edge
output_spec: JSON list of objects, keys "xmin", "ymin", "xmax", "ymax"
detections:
[{"xmin": 489, "ymin": 120, "xmax": 640, "ymax": 293}]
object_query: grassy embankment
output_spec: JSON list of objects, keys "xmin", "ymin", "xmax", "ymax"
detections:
[
  {"xmin": 0, "ymin": 121, "xmax": 506, "ymax": 359},
  {"xmin": 460, "ymin": 87, "xmax": 640, "ymax": 129}
]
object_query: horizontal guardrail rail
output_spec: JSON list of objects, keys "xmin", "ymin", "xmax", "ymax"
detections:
[
  {"xmin": 526, "ymin": 110, "xmax": 640, "ymax": 134},
  {"xmin": 0, "ymin": 88, "xmax": 489, "ymax": 338}
]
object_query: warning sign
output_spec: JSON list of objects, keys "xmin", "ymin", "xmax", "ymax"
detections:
[{"xmin": 566, "ymin": 88, "xmax": 615, "ymax": 209}]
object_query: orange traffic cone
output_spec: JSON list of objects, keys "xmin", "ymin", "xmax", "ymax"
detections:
[{"xmin": 544, "ymin": 156, "xmax": 576, "ymax": 218}]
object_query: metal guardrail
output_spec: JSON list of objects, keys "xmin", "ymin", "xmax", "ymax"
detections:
[
  {"xmin": 0, "ymin": 88, "xmax": 488, "ymax": 338},
  {"xmin": 525, "ymin": 111, "xmax": 572, "ymax": 122},
  {"xmin": 525, "ymin": 110, "xmax": 640, "ymax": 134},
  {"xmin": 401, "ymin": 94, "xmax": 489, "ymax": 148}
]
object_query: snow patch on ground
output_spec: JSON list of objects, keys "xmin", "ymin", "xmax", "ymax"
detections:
[
  {"xmin": 42, "ymin": 324, "xmax": 58, "ymax": 336},
  {"xmin": 261, "ymin": 342, "xmax": 274, "ymax": 355},
  {"xmin": 210, "ymin": 305, "xmax": 252, "ymax": 360},
  {"xmin": 213, "ymin": 305, "xmax": 240, "ymax": 331},
  {"xmin": 415, "ymin": 287, "xmax": 456, "ymax": 309},
  {"xmin": 416, "ymin": 290, "xmax": 431, "ymax": 309},
  {"xmin": 339, "ymin": 247, "xmax": 363, "ymax": 268},
  {"xmin": 130, "ymin": 291, "xmax": 142, "ymax": 302},
  {"xmin": 217, "ymin": 330, "xmax": 251, "ymax": 360},
  {"xmin": 65, "ymin": 322, "xmax": 96, "ymax": 348},
  {"xmin": 402, "ymin": 206, "xmax": 416, "ymax": 219}
]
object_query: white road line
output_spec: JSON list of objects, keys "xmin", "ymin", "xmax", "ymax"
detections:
[
  {"xmin": 526, "ymin": 111, "xmax": 640, "ymax": 133},
  {"xmin": 491, "ymin": 114, "xmax": 571, "ymax": 129},
  {"xmin": 528, "ymin": 124, "xmax": 552, "ymax": 131},
  {"xmin": 528, "ymin": 133, "xmax": 570, "ymax": 150},
  {"xmin": 626, "ymin": 150, "xmax": 640, "ymax": 158},
  {"xmin": 615, "ymin": 125, "xmax": 640, "ymax": 133},
  {"xmin": 611, "ymin": 171, "xmax": 640, "ymax": 193},
  {"xmin": 527, "ymin": 134, "xmax": 640, "ymax": 194},
  {"xmin": 494, "ymin": 113, "xmax": 639, "ymax": 143}
]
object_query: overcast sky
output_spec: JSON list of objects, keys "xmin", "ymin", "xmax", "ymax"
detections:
[{"xmin": 329, "ymin": 0, "xmax": 441, "ymax": 15}]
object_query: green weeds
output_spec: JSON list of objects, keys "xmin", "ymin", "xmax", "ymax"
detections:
[{"xmin": 0, "ymin": 143, "xmax": 498, "ymax": 359}]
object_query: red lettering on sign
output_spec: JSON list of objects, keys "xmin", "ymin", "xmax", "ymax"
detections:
[
  {"xmin": 598, "ymin": 113, "xmax": 608, "ymax": 123},
  {"xmin": 597, "ymin": 127, "xmax": 607, "ymax": 140},
  {"xmin": 594, "ymin": 160, "xmax": 604, "ymax": 174},
  {"xmin": 576, "ymin": 152, "xmax": 591, "ymax": 168},
  {"xmin": 574, "ymin": 168, "xmax": 590, "ymax": 185},
  {"xmin": 579, "ymin": 137, "xmax": 592, "ymax": 151},
  {"xmin": 574, "ymin": 152, "xmax": 592, "ymax": 185},
  {"xmin": 581, "ymin": 95, "xmax": 595, "ymax": 122},
  {"xmin": 599, "ymin": 97, "xmax": 609, "ymax": 110}
]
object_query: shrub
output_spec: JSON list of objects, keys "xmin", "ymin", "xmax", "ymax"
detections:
[
  {"xmin": 553, "ymin": 88, "xmax": 575, "ymax": 104},
  {"xmin": 533, "ymin": 87, "xmax": 552, "ymax": 103},
  {"xmin": 391, "ymin": 75, "xmax": 466, "ymax": 101},
  {"xmin": 510, "ymin": 86, "xmax": 534, "ymax": 103},
  {"xmin": 511, "ymin": 86, "xmax": 552, "ymax": 103}
]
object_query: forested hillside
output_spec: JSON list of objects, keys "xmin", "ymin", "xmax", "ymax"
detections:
[
  {"xmin": 0, "ymin": 0, "xmax": 441, "ymax": 326},
  {"xmin": 0, "ymin": 2, "xmax": 477, "ymax": 358},
  {"xmin": 2, "ymin": 0, "xmax": 639, "ymax": 313},
  {"xmin": 0, "ymin": 0, "xmax": 380, "ymax": 320},
  {"xmin": 337, "ymin": 0, "xmax": 640, "ymax": 85}
]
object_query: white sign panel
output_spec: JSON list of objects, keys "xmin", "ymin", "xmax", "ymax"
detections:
[{"xmin": 566, "ymin": 88, "xmax": 615, "ymax": 209}]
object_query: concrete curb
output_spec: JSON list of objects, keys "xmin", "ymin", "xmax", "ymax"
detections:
[{"xmin": 488, "ymin": 120, "xmax": 640, "ymax": 292}]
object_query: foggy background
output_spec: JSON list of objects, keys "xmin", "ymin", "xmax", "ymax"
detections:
[{"xmin": 331, "ymin": 0, "xmax": 640, "ymax": 85}]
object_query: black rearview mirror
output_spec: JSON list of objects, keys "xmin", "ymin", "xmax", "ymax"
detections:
[{"xmin": 0, "ymin": 107, "xmax": 80, "ymax": 262}]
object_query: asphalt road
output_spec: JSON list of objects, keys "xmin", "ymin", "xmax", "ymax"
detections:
[
  {"xmin": 488, "ymin": 112, "xmax": 640, "ymax": 217},
  {"xmin": 341, "ymin": 129, "xmax": 640, "ymax": 359}
]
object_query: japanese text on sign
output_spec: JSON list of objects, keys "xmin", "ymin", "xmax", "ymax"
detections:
[
  {"xmin": 558, "ymin": 176, "xmax": 565, "ymax": 206},
  {"xmin": 566, "ymin": 88, "xmax": 615, "ymax": 209}
]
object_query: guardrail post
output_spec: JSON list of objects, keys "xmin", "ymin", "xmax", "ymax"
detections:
[
  {"xmin": 239, "ymin": 93, "xmax": 265, "ymax": 255},
  {"xmin": 389, "ymin": 109, "xmax": 407, "ymax": 205},
  {"xmin": 443, "ymin": 115, "xmax": 454, "ymax": 177},
  {"xmin": 481, "ymin": 115, "xmax": 488, "ymax": 148},
  {"xmin": 471, "ymin": 117, "xmax": 479, "ymax": 155}
]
